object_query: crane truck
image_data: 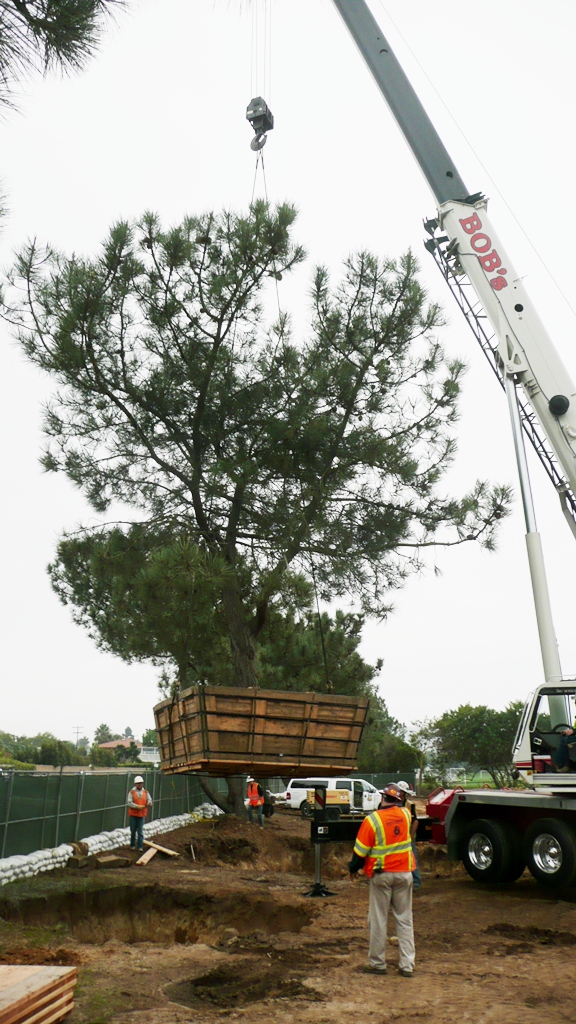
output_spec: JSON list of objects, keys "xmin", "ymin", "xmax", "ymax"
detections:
[{"xmin": 324, "ymin": 1, "xmax": 576, "ymax": 888}]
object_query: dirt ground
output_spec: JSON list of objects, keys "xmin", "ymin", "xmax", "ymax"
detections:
[{"xmin": 2, "ymin": 809, "xmax": 576, "ymax": 1024}]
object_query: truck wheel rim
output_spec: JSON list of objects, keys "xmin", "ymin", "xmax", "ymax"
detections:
[
  {"xmin": 532, "ymin": 833, "xmax": 562, "ymax": 874},
  {"xmin": 468, "ymin": 833, "xmax": 494, "ymax": 870}
]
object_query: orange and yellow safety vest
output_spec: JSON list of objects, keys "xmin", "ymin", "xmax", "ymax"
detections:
[
  {"xmin": 247, "ymin": 781, "xmax": 264, "ymax": 807},
  {"xmin": 353, "ymin": 805, "xmax": 415, "ymax": 877},
  {"xmin": 128, "ymin": 787, "xmax": 149, "ymax": 818}
]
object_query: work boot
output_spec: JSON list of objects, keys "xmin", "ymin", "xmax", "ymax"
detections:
[
  {"xmin": 361, "ymin": 965, "xmax": 387, "ymax": 975},
  {"xmin": 398, "ymin": 968, "xmax": 413, "ymax": 978}
]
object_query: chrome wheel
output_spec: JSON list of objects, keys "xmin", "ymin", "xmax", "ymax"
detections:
[
  {"xmin": 468, "ymin": 832, "xmax": 494, "ymax": 871},
  {"xmin": 532, "ymin": 833, "xmax": 562, "ymax": 875}
]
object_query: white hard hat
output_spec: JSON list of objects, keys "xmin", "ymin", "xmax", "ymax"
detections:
[
  {"xmin": 246, "ymin": 776, "xmax": 254, "ymax": 783},
  {"xmin": 134, "ymin": 775, "xmax": 144, "ymax": 784},
  {"xmin": 396, "ymin": 780, "xmax": 416, "ymax": 796}
]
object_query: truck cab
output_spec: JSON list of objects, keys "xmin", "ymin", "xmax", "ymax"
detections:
[{"xmin": 513, "ymin": 683, "xmax": 576, "ymax": 788}]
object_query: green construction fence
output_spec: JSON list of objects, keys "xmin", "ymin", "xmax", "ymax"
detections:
[{"xmin": 0, "ymin": 769, "xmax": 229, "ymax": 859}]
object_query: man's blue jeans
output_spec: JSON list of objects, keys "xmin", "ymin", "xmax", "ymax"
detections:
[
  {"xmin": 248, "ymin": 804, "xmax": 264, "ymax": 827},
  {"xmin": 130, "ymin": 816, "xmax": 145, "ymax": 850}
]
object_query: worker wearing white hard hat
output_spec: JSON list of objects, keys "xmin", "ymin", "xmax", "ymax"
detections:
[
  {"xmin": 127, "ymin": 775, "xmax": 152, "ymax": 851},
  {"xmin": 246, "ymin": 776, "xmax": 265, "ymax": 828}
]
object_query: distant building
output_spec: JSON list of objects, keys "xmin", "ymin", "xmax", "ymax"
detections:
[
  {"xmin": 98, "ymin": 738, "xmax": 142, "ymax": 750},
  {"xmin": 139, "ymin": 746, "xmax": 160, "ymax": 764}
]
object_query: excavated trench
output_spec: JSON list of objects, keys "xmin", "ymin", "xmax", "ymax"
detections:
[{"xmin": 0, "ymin": 884, "xmax": 315, "ymax": 945}]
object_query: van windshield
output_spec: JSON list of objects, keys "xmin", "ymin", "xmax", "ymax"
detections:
[{"xmin": 290, "ymin": 779, "xmax": 328, "ymax": 789}]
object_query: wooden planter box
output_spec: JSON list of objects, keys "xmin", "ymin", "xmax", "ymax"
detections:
[{"xmin": 153, "ymin": 685, "xmax": 369, "ymax": 777}]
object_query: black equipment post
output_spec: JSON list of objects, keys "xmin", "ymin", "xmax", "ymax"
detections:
[{"xmin": 304, "ymin": 786, "xmax": 364, "ymax": 897}]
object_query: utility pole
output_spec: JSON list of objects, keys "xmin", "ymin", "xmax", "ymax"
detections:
[{"xmin": 72, "ymin": 726, "xmax": 83, "ymax": 749}]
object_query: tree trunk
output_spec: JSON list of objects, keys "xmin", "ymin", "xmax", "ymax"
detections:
[
  {"xmin": 221, "ymin": 583, "xmax": 258, "ymax": 688},
  {"xmin": 198, "ymin": 775, "xmax": 248, "ymax": 818},
  {"xmin": 227, "ymin": 776, "xmax": 249, "ymax": 817}
]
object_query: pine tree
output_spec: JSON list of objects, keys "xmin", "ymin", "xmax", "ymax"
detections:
[
  {"xmin": 0, "ymin": 1, "xmax": 121, "ymax": 106},
  {"xmin": 5, "ymin": 201, "xmax": 511, "ymax": 813}
]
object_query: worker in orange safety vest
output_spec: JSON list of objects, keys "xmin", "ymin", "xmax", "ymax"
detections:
[
  {"xmin": 246, "ymin": 776, "xmax": 264, "ymax": 828},
  {"xmin": 348, "ymin": 783, "xmax": 416, "ymax": 977},
  {"xmin": 127, "ymin": 775, "xmax": 152, "ymax": 851}
]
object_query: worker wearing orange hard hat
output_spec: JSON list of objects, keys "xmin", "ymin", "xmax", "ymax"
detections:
[
  {"xmin": 127, "ymin": 775, "xmax": 152, "ymax": 852},
  {"xmin": 348, "ymin": 783, "xmax": 416, "ymax": 977}
]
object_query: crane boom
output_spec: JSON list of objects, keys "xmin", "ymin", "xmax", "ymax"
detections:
[{"xmin": 331, "ymin": 0, "xmax": 576, "ymax": 508}]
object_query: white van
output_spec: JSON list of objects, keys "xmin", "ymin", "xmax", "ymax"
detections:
[{"xmin": 283, "ymin": 777, "xmax": 381, "ymax": 817}]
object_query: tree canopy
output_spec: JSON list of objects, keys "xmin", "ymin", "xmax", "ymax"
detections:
[
  {"xmin": 411, "ymin": 702, "xmax": 524, "ymax": 788},
  {"xmin": 5, "ymin": 201, "xmax": 510, "ymax": 698}
]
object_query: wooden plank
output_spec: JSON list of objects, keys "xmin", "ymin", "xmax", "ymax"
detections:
[
  {"xmin": 142, "ymin": 839, "xmax": 178, "ymax": 856},
  {"xmin": 0, "ymin": 968, "xmax": 76, "ymax": 1024},
  {"xmin": 143, "ymin": 840, "xmax": 179, "ymax": 857},
  {"xmin": 135, "ymin": 847, "xmax": 157, "ymax": 866},
  {"xmin": 11, "ymin": 982, "xmax": 76, "ymax": 1024}
]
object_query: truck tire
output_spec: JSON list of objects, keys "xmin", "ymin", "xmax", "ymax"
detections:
[
  {"xmin": 462, "ymin": 818, "xmax": 523, "ymax": 883},
  {"xmin": 524, "ymin": 819, "xmax": 576, "ymax": 887},
  {"xmin": 300, "ymin": 801, "xmax": 313, "ymax": 819},
  {"xmin": 326, "ymin": 807, "xmax": 341, "ymax": 822}
]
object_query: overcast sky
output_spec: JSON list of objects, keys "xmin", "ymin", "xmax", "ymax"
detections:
[{"xmin": 2, "ymin": 0, "xmax": 576, "ymax": 745}]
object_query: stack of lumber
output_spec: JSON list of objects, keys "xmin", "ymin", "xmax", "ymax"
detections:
[{"xmin": 0, "ymin": 965, "xmax": 77, "ymax": 1024}]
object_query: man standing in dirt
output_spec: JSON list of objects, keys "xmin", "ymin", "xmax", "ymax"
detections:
[
  {"xmin": 246, "ymin": 777, "xmax": 264, "ymax": 828},
  {"xmin": 348, "ymin": 783, "xmax": 415, "ymax": 977},
  {"xmin": 127, "ymin": 775, "xmax": 152, "ymax": 851}
]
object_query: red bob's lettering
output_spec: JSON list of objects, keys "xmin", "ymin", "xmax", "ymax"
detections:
[
  {"xmin": 470, "ymin": 233, "xmax": 491, "ymax": 254},
  {"xmin": 459, "ymin": 212, "xmax": 482, "ymax": 234},
  {"xmin": 491, "ymin": 276, "xmax": 508, "ymax": 291},
  {"xmin": 478, "ymin": 249, "xmax": 501, "ymax": 272}
]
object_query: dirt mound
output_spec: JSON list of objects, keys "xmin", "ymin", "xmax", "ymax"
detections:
[
  {"xmin": 0, "ymin": 946, "xmax": 83, "ymax": 965},
  {"xmin": 160, "ymin": 813, "xmax": 350, "ymax": 877},
  {"xmin": 166, "ymin": 958, "xmax": 325, "ymax": 1009}
]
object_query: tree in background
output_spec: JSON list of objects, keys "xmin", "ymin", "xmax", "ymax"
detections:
[
  {"xmin": 416, "ymin": 702, "xmax": 524, "ymax": 788},
  {"xmin": 357, "ymin": 698, "xmax": 418, "ymax": 775},
  {"xmin": 6, "ymin": 203, "xmax": 511, "ymax": 813},
  {"xmin": 93, "ymin": 723, "xmax": 120, "ymax": 744},
  {"xmin": 114, "ymin": 740, "xmax": 142, "ymax": 764},
  {"xmin": 0, "ymin": 1, "xmax": 122, "ymax": 107},
  {"xmin": 88, "ymin": 744, "xmax": 118, "ymax": 767},
  {"xmin": 142, "ymin": 728, "xmax": 158, "ymax": 746},
  {"xmin": 0, "ymin": 730, "xmax": 86, "ymax": 765},
  {"xmin": 124, "ymin": 726, "xmax": 133, "ymax": 738}
]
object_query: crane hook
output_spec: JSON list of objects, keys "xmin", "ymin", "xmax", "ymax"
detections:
[
  {"xmin": 246, "ymin": 96, "xmax": 274, "ymax": 152},
  {"xmin": 250, "ymin": 132, "xmax": 268, "ymax": 152}
]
